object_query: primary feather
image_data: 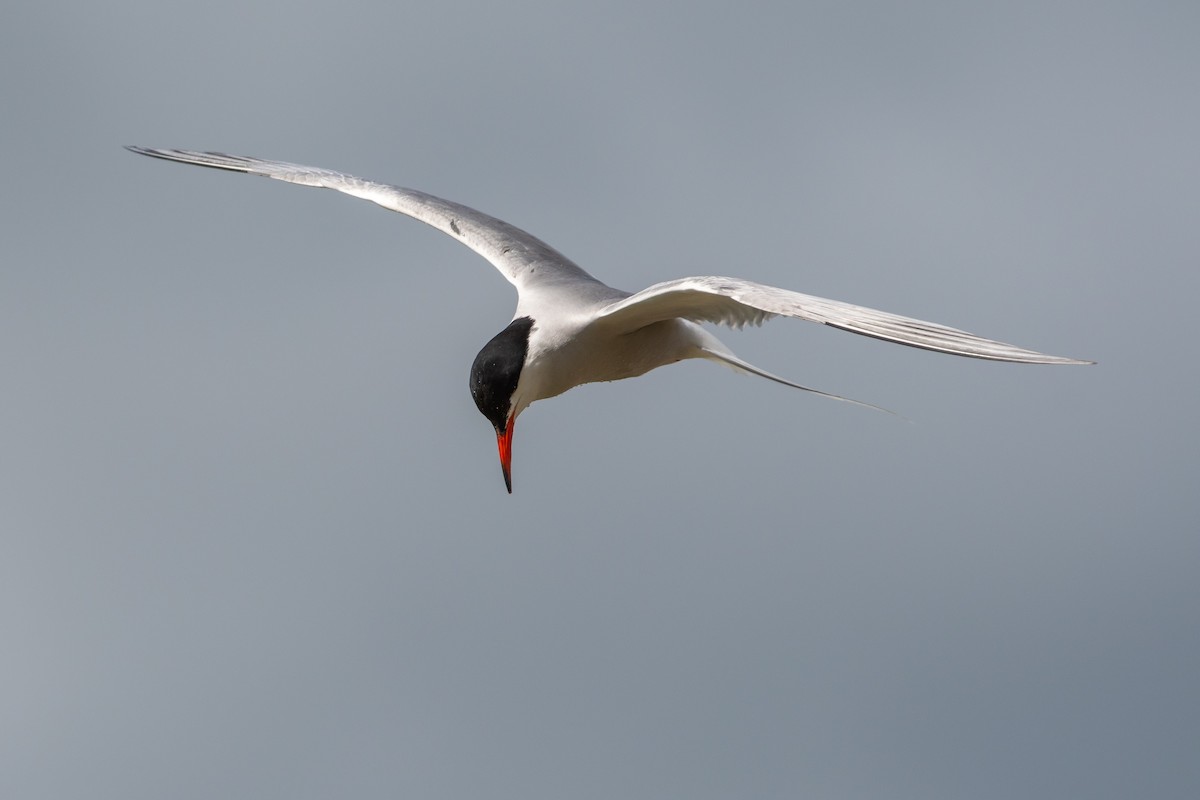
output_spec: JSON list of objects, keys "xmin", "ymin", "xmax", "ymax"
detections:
[{"xmin": 595, "ymin": 276, "xmax": 1091, "ymax": 364}]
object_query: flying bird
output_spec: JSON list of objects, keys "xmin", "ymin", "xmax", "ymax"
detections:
[{"xmin": 125, "ymin": 146, "xmax": 1092, "ymax": 492}]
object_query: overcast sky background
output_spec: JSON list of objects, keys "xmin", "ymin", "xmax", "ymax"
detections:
[{"xmin": 2, "ymin": 2, "xmax": 1197, "ymax": 798}]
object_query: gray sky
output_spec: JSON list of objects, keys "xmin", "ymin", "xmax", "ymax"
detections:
[{"xmin": 3, "ymin": 1, "xmax": 1197, "ymax": 798}]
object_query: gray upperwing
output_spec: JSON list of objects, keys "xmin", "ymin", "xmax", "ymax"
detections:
[
  {"xmin": 125, "ymin": 146, "xmax": 604, "ymax": 293},
  {"xmin": 594, "ymin": 276, "xmax": 1093, "ymax": 365}
]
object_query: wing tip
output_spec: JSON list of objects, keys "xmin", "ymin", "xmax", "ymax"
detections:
[{"xmin": 124, "ymin": 146, "xmax": 255, "ymax": 174}]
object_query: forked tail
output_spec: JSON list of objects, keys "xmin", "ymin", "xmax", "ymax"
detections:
[{"xmin": 698, "ymin": 345, "xmax": 902, "ymax": 418}]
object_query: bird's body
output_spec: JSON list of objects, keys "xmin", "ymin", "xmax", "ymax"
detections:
[
  {"xmin": 510, "ymin": 306, "xmax": 715, "ymax": 413},
  {"xmin": 126, "ymin": 146, "xmax": 1091, "ymax": 491}
]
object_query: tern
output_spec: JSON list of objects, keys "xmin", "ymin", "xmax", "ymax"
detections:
[{"xmin": 126, "ymin": 146, "xmax": 1092, "ymax": 492}]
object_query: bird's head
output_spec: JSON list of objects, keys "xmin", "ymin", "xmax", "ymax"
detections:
[{"xmin": 469, "ymin": 316, "xmax": 534, "ymax": 493}]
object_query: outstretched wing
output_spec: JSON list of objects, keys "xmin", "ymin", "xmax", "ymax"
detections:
[
  {"xmin": 125, "ymin": 146, "xmax": 602, "ymax": 293},
  {"xmin": 594, "ymin": 275, "xmax": 1092, "ymax": 364}
]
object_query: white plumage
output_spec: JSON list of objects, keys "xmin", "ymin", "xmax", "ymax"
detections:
[{"xmin": 126, "ymin": 146, "xmax": 1091, "ymax": 491}]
